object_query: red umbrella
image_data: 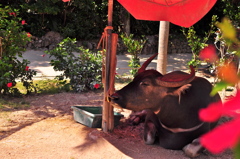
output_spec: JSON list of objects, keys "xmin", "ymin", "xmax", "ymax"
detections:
[
  {"xmin": 118, "ymin": 0, "xmax": 217, "ymax": 74},
  {"xmin": 117, "ymin": 0, "xmax": 217, "ymax": 27}
]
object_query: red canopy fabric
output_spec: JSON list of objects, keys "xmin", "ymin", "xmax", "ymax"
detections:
[{"xmin": 117, "ymin": 0, "xmax": 217, "ymax": 27}]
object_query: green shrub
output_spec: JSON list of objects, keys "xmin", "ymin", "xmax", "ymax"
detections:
[
  {"xmin": 45, "ymin": 38, "xmax": 102, "ymax": 92},
  {"xmin": 19, "ymin": 0, "xmax": 108, "ymax": 39},
  {"xmin": 120, "ymin": 34, "xmax": 146, "ymax": 76},
  {"xmin": 0, "ymin": 5, "xmax": 37, "ymax": 96},
  {"xmin": 182, "ymin": 15, "xmax": 218, "ymax": 66}
]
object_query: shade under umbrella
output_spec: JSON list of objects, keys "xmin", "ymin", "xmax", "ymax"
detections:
[{"xmin": 117, "ymin": 0, "xmax": 217, "ymax": 27}]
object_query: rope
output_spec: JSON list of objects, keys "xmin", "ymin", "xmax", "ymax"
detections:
[
  {"xmin": 97, "ymin": 26, "xmax": 117, "ymax": 102},
  {"xmin": 97, "ymin": 26, "xmax": 114, "ymax": 86}
]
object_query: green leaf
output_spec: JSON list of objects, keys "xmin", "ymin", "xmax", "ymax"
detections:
[
  {"xmin": 234, "ymin": 142, "xmax": 240, "ymax": 159},
  {"xmin": 210, "ymin": 81, "xmax": 229, "ymax": 96},
  {"xmin": 216, "ymin": 18, "xmax": 237, "ymax": 41},
  {"xmin": 3, "ymin": 72, "xmax": 11, "ymax": 77}
]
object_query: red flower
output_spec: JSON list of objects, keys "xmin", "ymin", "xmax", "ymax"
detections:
[
  {"xmin": 62, "ymin": 0, "xmax": 70, "ymax": 2},
  {"xmin": 200, "ymin": 90, "xmax": 240, "ymax": 121},
  {"xmin": 41, "ymin": 54, "xmax": 46, "ymax": 57},
  {"xmin": 199, "ymin": 90, "xmax": 240, "ymax": 153},
  {"xmin": 199, "ymin": 44, "xmax": 219, "ymax": 63},
  {"xmin": 9, "ymin": 12, "xmax": 16, "ymax": 17},
  {"xmin": 7, "ymin": 83, "xmax": 13, "ymax": 88},
  {"xmin": 21, "ymin": 20, "xmax": 26, "ymax": 25},
  {"xmin": 200, "ymin": 117, "xmax": 240, "ymax": 154},
  {"xmin": 27, "ymin": 32, "xmax": 31, "ymax": 37},
  {"xmin": 199, "ymin": 101, "xmax": 222, "ymax": 122},
  {"xmin": 94, "ymin": 83, "xmax": 100, "ymax": 89},
  {"xmin": 25, "ymin": 66, "xmax": 29, "ymax": 71}
]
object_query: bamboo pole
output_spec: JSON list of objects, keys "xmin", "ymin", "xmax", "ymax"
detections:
[{"xmin": 108, "ymin": 33, "xmax": 118, "ymax": 130}]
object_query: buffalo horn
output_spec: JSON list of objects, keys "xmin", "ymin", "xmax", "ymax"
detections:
[
  {"xmin": 137, "ymin": 53, "xmax": 158, "ymax": 74},
  {"xmin": 157, "ymin": 65, "xmax": 195, "ymax": 87}
]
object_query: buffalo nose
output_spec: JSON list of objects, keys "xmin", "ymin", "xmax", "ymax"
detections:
[{"xmin": 108, "ymin": 92, "xmax": 119, "ymax": 102}]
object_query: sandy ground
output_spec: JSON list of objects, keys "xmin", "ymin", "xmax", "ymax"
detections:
[{"xmin": 0, "ymin": 92, "xmax": 233, "ymax": 159}]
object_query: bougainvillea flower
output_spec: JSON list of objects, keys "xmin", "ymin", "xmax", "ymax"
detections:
[
  {"xmin": 62, "ymin": 0, "xmax": 70, "ymax": 2},
  {"xmin": 27, "ymin": 32, "xmax": 31, "ymax": 37},
  {"xmin": 199, "ymin": 101, "xmax": 223, "ymax": 122},
  {"xmin": 25, "ymin": 66, "xmax": 29, "ymax": 71},
  {"xmin": 21, "ymin": 20, "xmax": 26, "ymax": 25},
  {"xmin": 200, "ymin": 117, "xmax": 240, "ymax": 154},
  {"xmin": 217, "ymin": 62, "xmax": 239, "ymax": 84},
  {"xmin": 94, "ymin": 83, "xmax": 100, "ymax": 89},
  {"xmin": 199, "ymin": 44, "xmax": 219, "ymax": 63},
  {"xmin": 9, "ymin": 12, "xmax": 16, "ymax": 16},
  {"xmin": 199, "ymin": 90, "xmax": 240, "ymax": 153},
  {"xmin": 7, "ymin": 83, "xmax": 13, "ymax": 88},
  {"xmin": 200, "ymin": 90, "xmax": 240, "ymax": 122}
]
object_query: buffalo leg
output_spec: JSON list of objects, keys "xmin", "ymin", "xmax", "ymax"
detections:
[
  {"xmin": 143, "ymin": 110, "xmax": 161, "ymax": 145},
  {"xmin": 183, "ymin": 138, "xmax": 204, "ymax": 158},
  {"xmin": 128, "ymin": 110, "xmax": 148, "ymax": 125},
  {"xmin": 128, "ymin": 109, "xmax": 160, "ymax": 145}
]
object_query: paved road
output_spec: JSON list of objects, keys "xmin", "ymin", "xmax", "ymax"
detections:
[{"xmin": 19, "ymin": 49, "xmax": 192, "ymax": 79}]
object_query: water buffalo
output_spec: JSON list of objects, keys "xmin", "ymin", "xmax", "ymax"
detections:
[{"xmin": 109, "ymin": 53, "xmax": 221, "ymax": 157}]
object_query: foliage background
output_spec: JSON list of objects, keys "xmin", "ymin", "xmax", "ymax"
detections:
[{"xmin": 0, "ymin": 0, "xmax": 238, "ymax": 40}]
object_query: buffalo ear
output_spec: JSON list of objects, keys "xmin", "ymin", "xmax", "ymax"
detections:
[
  {"xmin": 168, "ymin": 84, "xmax": 192, "ymax": 104},
  {"xmin": 175, "ymin": 84, "xmax": 192, "ymax": 95},
  {"xmin": 156, "ymin": 65, "xmax": 195, "ymax": 87}
]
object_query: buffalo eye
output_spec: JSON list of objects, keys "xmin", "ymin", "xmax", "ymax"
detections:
[{"xmin": 140, "ymin": 81, "xmax": 150, "ymax": 86}]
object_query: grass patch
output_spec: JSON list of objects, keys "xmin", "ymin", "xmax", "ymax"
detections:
[
  {"xmin": 12, "ymin": 76, "xmax": 130, "ymax": 96},
  {"xmin": 0, "ymin": 98, "xmax": 30, "ymax": 111},
  {"xmin": 16, "ymin": 79, "xmax": 71, "ymax": 95}
]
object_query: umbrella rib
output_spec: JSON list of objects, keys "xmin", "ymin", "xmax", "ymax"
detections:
[{"xmin": 143, "ymin": 0, "xmax": 188, "ymax": 6}]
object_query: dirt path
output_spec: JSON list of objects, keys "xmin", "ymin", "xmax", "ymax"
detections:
[
  {"xmin": 0, "ymin": 116, "xmax": 130, "ymax": 159},
  {"xmin": 0, "ymin": 92, "xmax": 233, "ymax": 159}
]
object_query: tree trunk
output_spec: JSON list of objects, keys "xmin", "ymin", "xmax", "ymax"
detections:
[
  {"xmin": 125, "ymin": 13, "xmax": 130, "ymax": 36},
  {"xmin": 120, "ymin": 8, "xmax": 130, "ymax": 36},
  {"xmin": 157, "ymin": 21, "xmax": 170, "ymax": 75}
]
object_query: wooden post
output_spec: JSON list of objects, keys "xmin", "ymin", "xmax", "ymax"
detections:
[
  {"xmin": 108, "ymin": 33, "xmax": 118, "ymax": 130},
  {"xmin": 102, "ymin": 0, "xmax": 115, "ymax": 132},
  {"xmin": 157, "ymin": 21, "xmax": 170, "ymax": 75}
]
